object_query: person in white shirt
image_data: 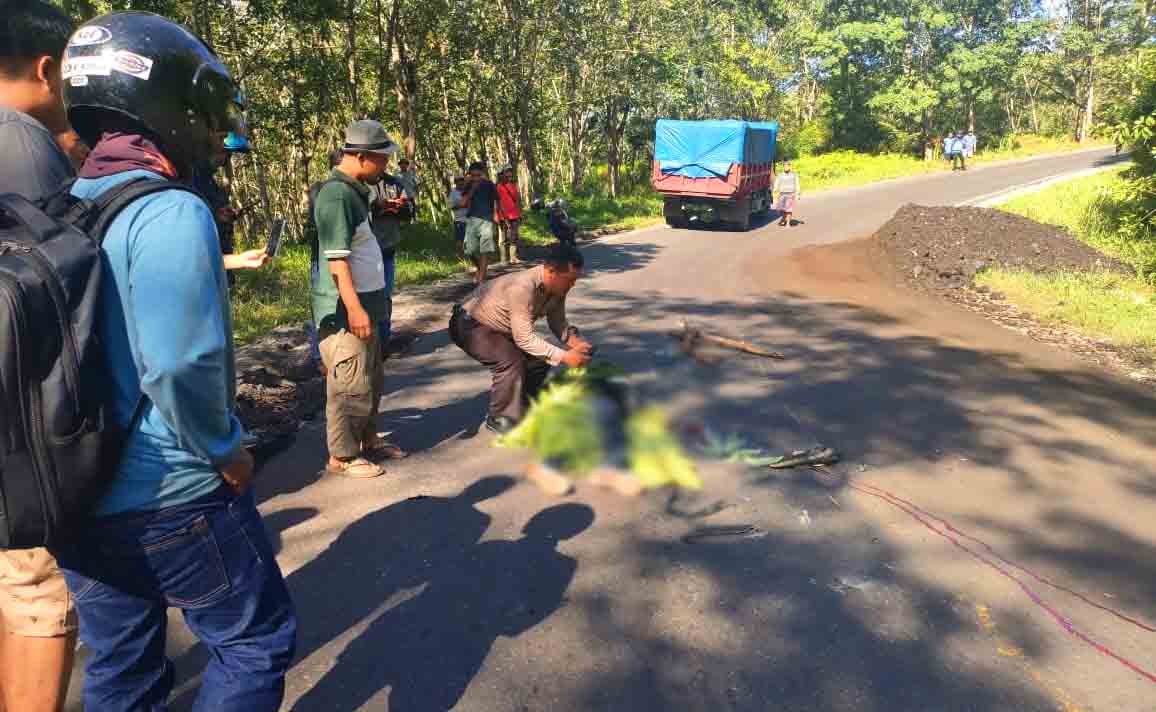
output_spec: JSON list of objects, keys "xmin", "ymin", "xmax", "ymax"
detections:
[
  {"xmin": 447, "ymin": 174, "xmax": 468, "ymax": 259},
  {"xmin": 773, "ymin": 162, "xmax": 801, "ymax": 227}
]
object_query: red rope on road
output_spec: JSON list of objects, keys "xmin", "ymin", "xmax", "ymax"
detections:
[
  {"xmin": 849, "ymin": 479, "xmax": 1156, "ymax": 685},
  {"xmin": 854, "ymin": 481, "xmax": 1156, "ymax": 634}
]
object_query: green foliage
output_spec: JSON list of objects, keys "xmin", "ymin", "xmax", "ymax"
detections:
[{"xmin": 625, "ymin": 407, "xmax": 702, "ymax": 490}]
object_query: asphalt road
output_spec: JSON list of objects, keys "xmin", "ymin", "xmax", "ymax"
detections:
[{"xmin": 73, "ymin": 147, "xmax": 1156, "ymax": 711}]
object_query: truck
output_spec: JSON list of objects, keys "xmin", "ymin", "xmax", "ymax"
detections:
[{"xmin": 652, "ymin": 118, "xmax": 779, "ymax": 231}]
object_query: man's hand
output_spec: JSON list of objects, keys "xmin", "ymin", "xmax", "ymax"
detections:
[
  {"xmin": 348, "ymin": 305, "xmax": 373, "ymax": 341},
  {"xmin": 220, "ymin": 448, "xmax": 254, "ymax": 495},
  {"xmin": 223, "ymin": 248, "xmax": 269, "ymax": 271},
  {"xmin": 216, "ymin": 206, "xmax": 238, "ymax": 224},
  {"xmin": 566, "ymin": 333, "xmax": 593, "ymax": 354},
  {"xmin": 561, "ymin": 349, "xmax": 592, "ymax": 368}
]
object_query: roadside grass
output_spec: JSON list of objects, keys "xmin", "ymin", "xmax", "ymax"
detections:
[
  {"xmin": 795, "ymin": 135, "xmax": 1108, "ymax": 193},
  {"xmin": 230, "ymin": 135, "xmax": 1103, "ymax": 344},
  {"xmin": 977, "ymin": 163, "xmax": 1156, "ymax": 363},
  {"xmin": 974, "ymin": 269, "xmax": 1156, "ymax": 360},
  {"xmin": 995, "ymin": 164, "xmax": 1156, "ymax": 275}
]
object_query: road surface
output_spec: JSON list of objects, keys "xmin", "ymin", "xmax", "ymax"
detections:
[{"xmin": 75, "ymin": 147, "xmax": 1156, "ymax": 711}]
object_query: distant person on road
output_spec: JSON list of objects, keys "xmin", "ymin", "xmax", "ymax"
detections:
[
  {"xmin": 449, "ymin": 244, "xmax": 593, "ymax": 435},
  {"xmin": 964, "ymin": 130, "xmax": 977, "ymax": 159},
  {"xmin": 448, "ymin": 174, "xmax": 468, "ymax": 260},
  {"xmin": 460, "ymin": 161, "xmax": 499, "ymax": 284},
  {"xmin": 773, "ymin": 162, "xmax": 801, "ymax": 226},
  {"xmin": 496, "ymin": 164, "xmax": 523, "ymax": 264},
  {"xmin": 949, "ymin": 132, "xmax": 967, "ymax": 171}
]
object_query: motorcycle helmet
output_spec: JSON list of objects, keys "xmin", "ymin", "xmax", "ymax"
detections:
[{"xmin": 63, "ymin": 12, "xmax": 243, "ymax": 177}]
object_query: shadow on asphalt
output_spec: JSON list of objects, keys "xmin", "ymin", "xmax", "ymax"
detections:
[{"xmin": 164, "ymin": 239, "xmax": 1153, "ymax": 709}]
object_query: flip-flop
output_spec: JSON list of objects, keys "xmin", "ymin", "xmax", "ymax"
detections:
[
  {"xmin": 325, "ymin": 457, "xmax": 386, "ymax": 479},
  {"xmin": 364, "ymin": 434, "xmax": 409, "ymax": 460}
]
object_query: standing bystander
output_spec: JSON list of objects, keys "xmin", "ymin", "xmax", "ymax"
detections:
[
  {"xmin": 460, "ymin": 161, "xmax": 499, "ymax": 284},
  {"xmin": 496, "ymin": 164, "xmax": 523, "ymax": 263},
  {"xmin": 368, "ymin": 169, "xmax": 409, "ymax": 356},
  {"xmin": 0, "ymin": 4, "xmax": 79, "ymax": 710},
  {"xmin": 311, "ymin": 120, "xmax": 400, "ymax": 479},
  {"xmin": 448, "ymin": 174, "xmax": 468, "ymax": 260},
  {"xmin": 56, "ymin": 12, "xmax": 297, "ymax": 710}
]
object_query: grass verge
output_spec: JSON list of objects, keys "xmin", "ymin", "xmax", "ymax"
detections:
[
  {"xmin": 977, "ymin": 163, "xmax": 1156, "ymax": 363},
  {"xmin": 995, "ymin": 164, "xmax": 1155, "ymax": 275},
  {"xmin": 975, "ymin": 269, "xmax": 1156, "ymax": 360}
]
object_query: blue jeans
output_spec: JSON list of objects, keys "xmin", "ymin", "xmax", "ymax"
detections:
[
  {"xmin": 58, "ymin": 487, "xmax": 297, "ymax": 712},
  {"xmin": 378, "ymin": 250, "xmax": 396, "ymax": 350}
]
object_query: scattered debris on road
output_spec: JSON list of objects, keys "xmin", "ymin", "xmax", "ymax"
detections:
[{"xmin": 674, "ymin": 320, "xmax": 786, "ymax": 363}]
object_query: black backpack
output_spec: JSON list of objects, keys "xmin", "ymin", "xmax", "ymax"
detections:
[{"xmin": 0, "ymin": 178, "xmax": 194, "ymax": 549}]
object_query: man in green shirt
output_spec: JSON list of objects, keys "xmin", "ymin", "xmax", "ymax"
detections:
[{"xmin": 312, "ymin": 119, "xmax": 399, "ymax": 478}]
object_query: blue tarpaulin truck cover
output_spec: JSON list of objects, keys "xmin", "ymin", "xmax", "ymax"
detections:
[{"xmin": 655, "ymin": 119, "xmax": 779, "ymax": 179}]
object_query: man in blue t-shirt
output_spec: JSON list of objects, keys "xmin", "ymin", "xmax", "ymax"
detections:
[{"xmin": 460, "ymin": 160, "xmax": 499, "ymax": 284}]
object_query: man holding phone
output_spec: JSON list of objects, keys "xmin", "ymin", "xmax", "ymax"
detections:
[{"xmin": 311, "ymin": 119, "xmax": 399, "ymax": 479}]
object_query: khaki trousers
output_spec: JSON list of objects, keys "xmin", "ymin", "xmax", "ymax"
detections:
[{"xmin": 319, "ymin": 327, "xmax": 384, "ymax": 459}]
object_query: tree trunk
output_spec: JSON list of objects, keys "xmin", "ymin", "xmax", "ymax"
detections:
[
  {"xmin": 1077, "ymin": 67, "xmax": 1094, "ymax": 143},
  {"xmin": 345, "ymin": 0, "xmax": 358, "ymax": 115},
  {"xmin": 394, "ymin": 38, "xmax": 418, "ymax": 158}
]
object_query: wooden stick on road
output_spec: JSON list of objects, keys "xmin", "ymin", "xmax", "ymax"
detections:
[{"xmin": 675, "ymin": 320, "xmax": 786, "ymax": 360}]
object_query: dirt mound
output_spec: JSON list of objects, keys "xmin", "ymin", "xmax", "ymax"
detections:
[{"xmin": 873, "ymin": 205, "xmax": 1127, "ymax": 291}]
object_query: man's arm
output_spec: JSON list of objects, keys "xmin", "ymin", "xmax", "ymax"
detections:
[
  {"xmin": 128, "ymin": 193, "xmax": 243, "ymax": 468},
  {"xmin": 508, "ymin": 284, "xmax": 566, "ymax": 365},
  {"xmin": 328, "ymin": 258, "xmax": 371, "ymax": 340}
]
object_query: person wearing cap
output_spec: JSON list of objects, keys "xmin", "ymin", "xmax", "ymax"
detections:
[
  {"xmin": 447, "ymin": 174, "xmax": 468, "ymax": 260},
  {"xmin": 312, "ymin": 119, "xmax": 402, "ymax": 479},
  {"xmin": 496, "ymin": 163, "xmax": 523, "ymax": 263},
  {"xmin": 58, "ymin": 11, "xmax": 297, "ymax": 709}
]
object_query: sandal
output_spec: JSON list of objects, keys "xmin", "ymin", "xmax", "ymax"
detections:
[
  {"xmin": 364, "ymin": 435, "xmax": 408, "ymax": 460},
  {"xmin": 325, "ymin": 457, "xmax": 386, "ymax": 479}
]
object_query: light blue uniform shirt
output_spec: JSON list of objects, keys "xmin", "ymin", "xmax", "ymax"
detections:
[{"xmin": 71, "ymin": 170, "xmax": 242, "ymax": 515}]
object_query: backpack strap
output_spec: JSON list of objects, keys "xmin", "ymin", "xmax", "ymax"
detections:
[
  {"xmin": 0, "ymin": 192, "xmax": 65, "ymax": 242},
  {"xmin": 86, "ymin": 177, "xmax": 199, "ymax": 245}
]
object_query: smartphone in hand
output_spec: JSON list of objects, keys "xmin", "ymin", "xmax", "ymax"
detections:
[{"xmin": 265, "ymin": 218, "xmax": 286, "ymax": 259}]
